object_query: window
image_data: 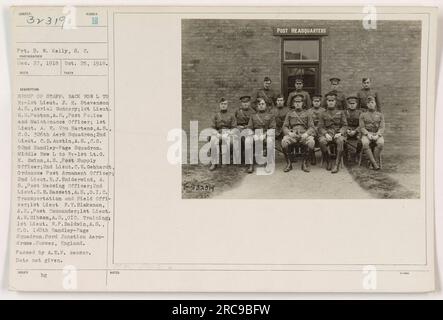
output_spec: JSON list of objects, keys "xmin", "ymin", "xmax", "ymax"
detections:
[{"xmin": 284, "ymin": 40, "xmax": 319, "ymax": 61}]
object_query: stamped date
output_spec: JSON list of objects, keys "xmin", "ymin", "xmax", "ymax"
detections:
[{"xmin": 183, "ymin": 182, "xmax": 215, "ymax": 193}]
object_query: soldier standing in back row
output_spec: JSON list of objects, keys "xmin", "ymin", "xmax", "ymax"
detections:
[
  {"xmin": 357, "ymin": 77, "xmax": 382, "ymax": 112},
  {"xmin": 286, "ymin": 78, "xmax": 312, "ymax": 109},
  {"xmin": 322, "ymin": 77, "xmax": 346, "ymax": 110},
  {"xmin": 252, "ymin": 76, "xmax": 277, "ymax": 111}
]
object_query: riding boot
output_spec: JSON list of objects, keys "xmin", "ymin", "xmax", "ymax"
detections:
[
  {"xmin": 355, "ymin": 143, "xmax": 362, "ymax": 163},
  {"xmin": 373, "ymin": 146, "xmax": 382, "ymax": 170},
  {"xmin": 310, "ymin": 149, "xmax": 317, "ymax": 165},
  {"xmin": 283, "ymin": 152, "xmax": 292, "ymax": 172},
  {"xmin": 365, "ymin": 148, "xmax": 379, "ymax": 170},
  {"xmin": 209, "ymin": 163, "xmax": 217, "ymax": 171},
  {"xmin": 323, "ymin": 152, "xmax": 332, "ymax": 171},
  {"xmin": 301, "ymin": 152, "xmax": 311, "ymax": 173},
  {"xmin": 331, "ymin": 151, "xmax": 342, "ymax": 174},
  {"xmin": 247, "ymin": 164, "xmax": 254, "ymax": 174}
]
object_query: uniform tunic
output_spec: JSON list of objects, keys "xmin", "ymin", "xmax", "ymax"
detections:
[
  {"xmin": 359, "ymin": 110, "xmax": 385, "ymax": 135},
  {"xmin": 307, "ymin": 107, "xmax": 325, "ymax": 136},
  {"xmin": 346, "ymin": 109, "xmax": 362, "ymax": 129},
  {"xmin": 270, "ymin": 106, "xmax": 289, "ymax": 137},
  {"xmin": 345, "ymin": 109, "xmax": 362, "ymax": 139},
  {"xmin": 252, "ymin": 88, "xmax": 277, "ymax": 110},
  {"xmin": 235, "ymin": 108, "xmax": 255, "ymax": 127},
  {"xmin": 282, "ymin": 109, "xmax": 315, "ymax": 148},
  {"xmin": 211, "ymin": 111, "xmax": 237, "ymax": 131},
  {"xmin": 283, "ymin": 110, "xmax": 315, "ymax": 135},
  {"xmin": 247, "ymin": 111, "xmax": 276, "ymax": 131},
  {"xmin": 357, "ymin": 88, "xmax": 382, "ymax": 111},
  {"xmin": 318, "ymin": 109, "xmax": 348, "ymax": 136},
  {"xmin": 287, "ymin": 90, "xmax": 312, "ymax": 109}
]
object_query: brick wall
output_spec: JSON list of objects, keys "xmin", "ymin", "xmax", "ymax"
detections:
[{"xmin": 182, "ymin": 19, "xmax": 421, "ymax": 156}]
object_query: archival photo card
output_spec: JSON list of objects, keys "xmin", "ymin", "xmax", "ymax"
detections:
[{"xmin": 8, "ymin": 6, "xmax": 437, "ymax": 292}]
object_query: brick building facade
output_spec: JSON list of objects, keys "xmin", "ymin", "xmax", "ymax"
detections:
[{"xmin": 182, "ymin": 19, "xmax": 421, "ymax": 156}]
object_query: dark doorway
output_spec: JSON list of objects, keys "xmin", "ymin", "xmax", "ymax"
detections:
[{"xmin": 283, "ymin": 65, "xmax": 320, "ymax": 98}]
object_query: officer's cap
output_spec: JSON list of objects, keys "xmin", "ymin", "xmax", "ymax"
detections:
[
  {"xmin": 329, "ymin": 77, "xmax": 341, "ymax": 83},
  {"xmin": 312, "ymin": 94, "xmax": 322, "ymax": 100},
  {"xmin": 263, "ymin": 76, "xmax": 272, "ymax": 82},
  {"xmin": 239, "ymin": 95, "xmax": 251, "ymax": 102},
  {"xmin": 325, "ymin": 92, "xmax": 337, "ymax": 100},
  {"xmin": 291, "ymin": 93, "xmax": 305, "ymax": 102},
  {"xmin": 346, "ymin": 95, "xmax": 358, "ymax": 101}
]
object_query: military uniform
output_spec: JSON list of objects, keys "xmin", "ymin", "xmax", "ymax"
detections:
[
  {"xmin": 359, "ymin": 108, "xmax": 385, "ymax": 169},
  {"xmin": 235, "ymin": 108, "xmax": 255, "ymax": 129},
  {"xmin": 211, "ymin": 110, "xmax": 237, "ymax": 131},
  {"xmin": 345, "ymin": 109, "xmax": 362, "ymax": 137},
  {"xmin": 357, "ymin": 88, "xmax": 382, "ymax": 111},
  {"xmin": 252, "ymin": 87, "xmax": 277, "ymax": 111},
  {"xmin": 209, "ymin": 108, "xmax": 237, "ymax": 170},
  {"xmin": 281, "ymin": 98, "xmax": 315, "ymax": 172},
  {"xmin": 307, "ymin": 106, "xmax": 325, "ymax": 137},
  {"xmin": 344, "ymin": 108, "xmax": 362, "ymax": 162},
  {"xmin": 247, "ymin": 111, "xmax": 276, "ymax": 132},
  {"xmin": 245, "ymin": 111, "xmax": 276, "ymax": 173},
  {"xmin": 282, "ymin": 109, "xmax": 315, "ymax": 147},
  {"xmin": 318, "ymin": 109, "xmax": 348, "ymax": 137},
  {"xmin": 318, "ymin": 107, "xmax": 348, "ymax": 172},
  {"xmin": 270, "ymin": 105, "xmax": 289, "ymax": 138},
  {"xmin": 287, "ymin": 90, "xmax": 312, "ymax": 109},
  {"xmin": 322, "ymin": 90, "xmax": 346, "ymax": 110}
]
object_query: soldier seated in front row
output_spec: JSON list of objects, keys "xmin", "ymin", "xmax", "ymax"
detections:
[
  {"xmin": 281, "ymin": 94, "xmax": 315, "ymax": 173},
  {"xmin": 245, "ymin": 98, "xmax": 276, "ymax": 174},
  {"xmin": 234, "ymin": 95, "xmax": 255, "ymax": 164},
  {"xmin": 270, "ymin": 94, "xmax": 289, "ymax": 146},
  {"xmin": 235, "ymin": 95, "xmax": 255, "ymax": 129},
  {"xmin": 307, "ymin": 94, "xmax": 325, "ymax": 165},
  {"xmin": 209, "ymin": 98, "xmax": 237, "ymax": 171},
  {"xmin": 344, "ymin": 95, "xmax": 362, "ymax": 162},
  {"xmin": 359, "ymin": 96, "xmax": 385, "ymax": 170},
  {"xmin": 318, "ymin": 93, "xmax": 348, "ymax": 173}
]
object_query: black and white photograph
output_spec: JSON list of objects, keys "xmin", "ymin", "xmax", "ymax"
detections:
[{"xmin": 182, "ymin": 18, "xmax": 422, "ymax": 199}]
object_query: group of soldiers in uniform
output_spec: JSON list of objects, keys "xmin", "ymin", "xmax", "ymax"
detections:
[{"xmin": 209, "ymin": 76, "xmax": 385, "ymax": 174}]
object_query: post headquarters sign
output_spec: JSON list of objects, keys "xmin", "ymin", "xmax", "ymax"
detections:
[{"xmin": 273, "ymin": 27, "xmax": 328, "ymax": 36}]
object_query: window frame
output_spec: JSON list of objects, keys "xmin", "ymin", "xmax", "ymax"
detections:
[
  {"xmin": 280, "ymin": 36, "xmax": 322, "ymax": 99},
  {"xmin": 282, "ymin": 38, "xmax": 320, "ymax": 62}
]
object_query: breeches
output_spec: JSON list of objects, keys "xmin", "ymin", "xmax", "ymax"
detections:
[
  {"xmin": 318, "ymin": 135, "xmax": 345, "ymax": 152},
  {"xmin": 281, "ymin": 134, "xmax": 315, "ymax": 150},
  {"xmin": 361, "ymin": 135, "xmax": 384, "ymax": 150}
]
